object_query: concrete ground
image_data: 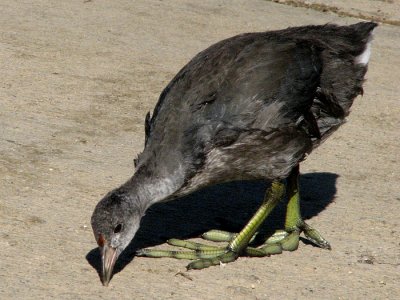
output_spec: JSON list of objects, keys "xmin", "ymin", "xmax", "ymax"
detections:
[{"xmin": 1, "ymin": 0, "xmax": 399, "ymax": 299}]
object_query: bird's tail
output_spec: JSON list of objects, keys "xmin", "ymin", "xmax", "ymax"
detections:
[{"xmin": 304, "ymin": 22, "xmax": 377, "ymax": 141}]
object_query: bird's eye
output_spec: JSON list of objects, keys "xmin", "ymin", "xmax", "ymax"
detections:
[{"xmin": 114, "ymin": 224, "xmax": 123, "ymax": 233}]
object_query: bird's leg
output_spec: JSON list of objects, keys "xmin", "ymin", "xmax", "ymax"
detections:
[
  {"xmin": 202, "ymin": 165, "xmax": 332, "ymax": 256},
  {"xmin": 137, "ymin": 181, "xmax": 285, "ymax": 269},
  {"xmin": 254, "ymin": 165, "xmax": 331, "ymax": 254}
]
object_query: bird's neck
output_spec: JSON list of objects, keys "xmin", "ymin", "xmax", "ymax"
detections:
[{"xmin": 120, "ymin": 165, "xmax": 183, "ymax": 213}]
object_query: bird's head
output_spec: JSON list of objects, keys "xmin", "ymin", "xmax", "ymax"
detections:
[{"xmin": 91, "ymin": 189, "xmax": 143, "ymax": 286}]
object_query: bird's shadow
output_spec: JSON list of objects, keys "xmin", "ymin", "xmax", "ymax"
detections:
[{"xmin": 86, "ymin": 172, "xmax": 338, "ymax": 280}]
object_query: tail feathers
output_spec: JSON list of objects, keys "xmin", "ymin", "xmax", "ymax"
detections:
[
  {"xmin": 309, "ymin": 22, "xmax": 377, "ymax": 143},
  {"xmin": 328, "ymin": 22, "xmax": 377, "ymax": 59},
  {"xmin": 352, "ymin": 22, "xmax": 377, "ymax": 65},
  {"xmin": 349, "ymin": 22, "xmax": 378, "ymax": 42},
  {"xmin": 317, "ymin": 22, "xmax": 377, "ymax": 114},
  {"xmin": 284, "ymin": 22, "xmax": 377, "ymax": 59}
]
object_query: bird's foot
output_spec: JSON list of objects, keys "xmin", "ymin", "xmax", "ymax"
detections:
[
  {"xmin": 136, "ymin": 230, "xmax": 241, "ymax": 269},
  {"xmin": 223, "ymin": 221, "xmax": 331, "ymax": 258},
  {"xmin": 138, "ymin": 181, "xmax": 287, "ymax": 270},
  {"xmin": 137, "ymin": 222, "xmax": 330, "ymax": 269},
  {"xmin": 256, "ymin": 221, "xmax": 331, "ymax": 254},
  {"xmin": 274, "ymin": 165, "xmax": 331, "ymax": 252}
]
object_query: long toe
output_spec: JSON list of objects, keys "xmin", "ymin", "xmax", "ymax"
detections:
[
  {"xmin": 137, "ymin": 248, "xmax": 228, "ymax": 260},
  {"xmin": 202, "ymin": 229, "xmax": 259, "ymax": 244},
  {"xmin": 187, "ymin": 251, "xmax": 238, "ymax": 270},
  {"xmin": 245, "ymin": 244, "xmax": 283, "ymax": 257},
  {"xmin": 301, "ymin": 222, "xmax": 332, "ymax": 250}
]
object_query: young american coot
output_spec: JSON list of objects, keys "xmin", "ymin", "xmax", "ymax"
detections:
[{"xmin": 91, "ymin": 22, "xmax": 377, "ymax": 285}]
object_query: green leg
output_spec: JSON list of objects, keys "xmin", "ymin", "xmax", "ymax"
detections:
[
  {"xmin": 137, "ymin": 166, "xmax": 330, "ymax": 267},
  {"xmin": 240, "ymin": 165, "xmax": 331, "ymax": 257},
  {"xmin": 266, "ymin": 165, "xmax": 331, "ymax": 251},
  {"xmin": 137, "ymin": 181, "xmax": 285, "ymax": 269}
]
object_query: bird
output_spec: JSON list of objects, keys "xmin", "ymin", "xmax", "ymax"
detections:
[{"xmin": 91, "ymin": 22, "xmax": 377, "ymax": 286}]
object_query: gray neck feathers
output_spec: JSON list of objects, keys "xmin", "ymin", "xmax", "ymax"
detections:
[{"xmin": 121, "ymin": 165, "xmax": 183, "ymax": 213}]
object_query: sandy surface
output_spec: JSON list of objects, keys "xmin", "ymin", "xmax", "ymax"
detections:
[
  {"xmin": 1, "ymin": 0, "xmax": 399, "ymax": 299},
  {"xmin": 269, "ymin": 0, "xmax": 400, "ymax": 25}
]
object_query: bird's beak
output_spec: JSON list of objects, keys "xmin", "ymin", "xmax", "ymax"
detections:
[{"xmin": 101, "ymin": 244, "xmax": 118, "ymax": 286}]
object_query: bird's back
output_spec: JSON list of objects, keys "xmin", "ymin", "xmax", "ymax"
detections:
[{"xmin": 134, "ymin": 22, "xmax": 376, "ymax": 197}]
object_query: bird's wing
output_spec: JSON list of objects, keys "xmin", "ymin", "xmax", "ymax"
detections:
[
  {"xmin": 147, "ymin": 34, "xmax": 320, "ymax": 141},
  {"xmin": 136, "ymin": 32, "xmax": 322, "ymax": 183}
]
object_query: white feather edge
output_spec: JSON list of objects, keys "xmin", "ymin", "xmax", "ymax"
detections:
[{"xmin": 355, "ymin": 28, "xmax": 376, "ymax": 65}]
